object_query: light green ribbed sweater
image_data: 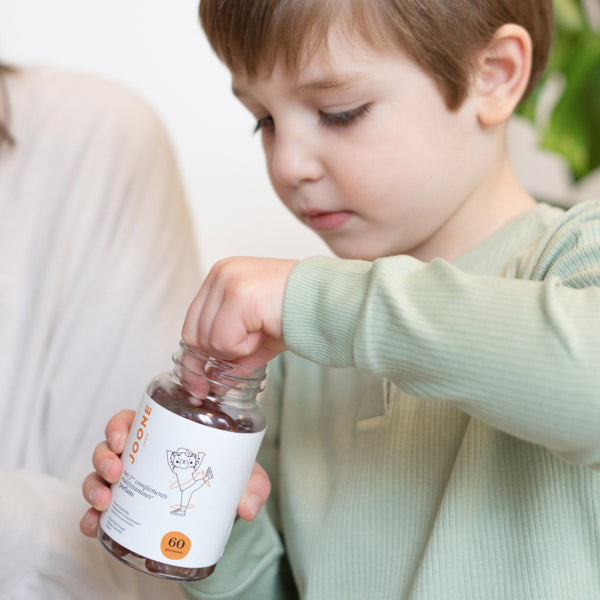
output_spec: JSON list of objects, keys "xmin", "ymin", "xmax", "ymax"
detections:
[{"xmin": 184, "ymin": 200, "xmax": 600, "ymax": 599}]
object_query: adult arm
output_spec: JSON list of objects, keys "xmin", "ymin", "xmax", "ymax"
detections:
[
  {"xmin": 0, "ymin": 69, "xmax": 199, "ymax": 599},
  {"xmin": 0, "ymin": 470, "xmax": 191, "ymax": 600}
]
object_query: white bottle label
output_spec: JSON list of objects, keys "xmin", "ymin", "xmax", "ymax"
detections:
[{"xmin": 100, "ymin": 394, "xmax": 265, "ymax": 568}]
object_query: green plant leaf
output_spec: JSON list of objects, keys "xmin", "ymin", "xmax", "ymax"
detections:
[
  {"xmin": 553, "ymin": 0, "xmax": 587, "ymax": 32},
  {"xmin": 516, "ymin": 1, "xmax": 600, "ymax": 181},
  {"xmin": 540, "ymin": 33, "xmax": 600, "ymax": 180}
]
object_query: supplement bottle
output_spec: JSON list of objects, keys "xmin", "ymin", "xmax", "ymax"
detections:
[{"xmin": 98, "ymin": 340, "xmax": 267, "ymax": 580}]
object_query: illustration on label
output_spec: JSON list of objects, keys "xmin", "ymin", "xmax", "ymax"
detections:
[{"xmin": 167, "ymin": 447, "xmax": 214, "ymax": 516}]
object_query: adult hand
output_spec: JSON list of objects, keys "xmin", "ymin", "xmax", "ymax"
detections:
[
  {"xmin": 182, "ymin": 257, "xmax": 297, "ymax": 367},
  {"xmin": 80, "ymin": 410, "xmax": 271, "ymax": 537}
]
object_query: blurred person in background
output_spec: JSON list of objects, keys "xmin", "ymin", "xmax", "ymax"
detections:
[{"xmin": 0, "ymin": 61, "xmax": 200, "ymax": 599}]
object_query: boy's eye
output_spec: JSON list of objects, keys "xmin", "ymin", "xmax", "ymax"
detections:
[
  {"xmin": 252, "ymin": 104, "xmax": 371, "ymax": 133},
  {"xmin": 319, "ymin": 103, "xmax": 371, "ymax": 129},
  {"xmin": 254, "ymin": 115, "xmax": 274, "ymax": 133}
]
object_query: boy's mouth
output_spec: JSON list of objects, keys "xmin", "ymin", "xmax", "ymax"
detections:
[{"xmin": 303, "ymin": 210, "xmax": 352, "ymax": 231}]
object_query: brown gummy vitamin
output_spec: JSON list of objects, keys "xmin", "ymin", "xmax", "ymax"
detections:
[{"xmin": 145, "ymin": 559, "xmax": 216, "ymax": 580}]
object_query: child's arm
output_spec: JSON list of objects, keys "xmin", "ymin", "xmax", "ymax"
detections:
[
  {"xmin": 177, "ymin": 203, "xmax": 600, "ymax": 470},
  {"xmin": 283, "ymin": 201, "xmax": 600, "ymax": 468}
]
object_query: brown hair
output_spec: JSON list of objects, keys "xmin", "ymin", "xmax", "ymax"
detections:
[
  {"xmin": 199, "ymin": 0, "xmax": 553, "ymax": 109},
  {"xmin": 0, "ymin": 63, "xmax": 15, "ymax": 147}
]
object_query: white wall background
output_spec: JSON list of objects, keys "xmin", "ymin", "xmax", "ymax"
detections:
[{"xmin": 1, "ymin": 0, "xmax": 598, "ymax": 270}]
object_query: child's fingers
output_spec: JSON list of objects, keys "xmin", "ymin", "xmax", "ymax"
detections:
[
  {"xmin": 237, "ymin": 462, "xmax": 271, "ymax": 522},
  {"xmin": 104, "ymin": 409, "xmax": 135, "ymax": 454},
  {"xmin": 182, "ymin": 257, "xmax": 293, "ymax": 363},
  {"xmin": 82, "ymin": 471, "xmax": 113, "ymax": 511},
  {"xmin": 80, "ymin": 507, "xmax": 102, "ymax": 537},
  {"xmin": 182, "ymin": 267, "xmax": 221, "ymax": 351},
  {"xmin": 92, "ymin": 441, "xmax": 123, "ymax": 484}
]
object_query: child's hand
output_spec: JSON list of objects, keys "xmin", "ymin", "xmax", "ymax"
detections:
[
  {"xmin": 182, "ymin": 257, "xmax": 297, "ymax": 367},
  {"xmin": 79, "ymin": 410, "xmax": 272, "ymax": 537}
]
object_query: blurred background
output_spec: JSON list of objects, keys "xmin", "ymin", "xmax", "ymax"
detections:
[{"xmin": 1, "ymin": 0, "xmax": 598, "ymax": 269}]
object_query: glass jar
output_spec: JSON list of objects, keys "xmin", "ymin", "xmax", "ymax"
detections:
[{"xmin": 98, "ymin": 340, "xmax": 267, "ymax": 580}]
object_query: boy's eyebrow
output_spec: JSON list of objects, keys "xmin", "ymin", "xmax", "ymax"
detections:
[
  {"xmin": 232, "ymin": 72, "xmax": 369, "ymax": 98},
  {"xmin": 294, "ymin": 73, "xmax": 370, "ymax": 92}
]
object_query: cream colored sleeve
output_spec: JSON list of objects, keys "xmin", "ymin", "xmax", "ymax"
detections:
[
  {"xmin": 0, "ymin": 470, "xmax": 188, "ymax": 600},
  {"xmin": 0, "ymin": 69, "xmax": 200, "ymax": 600}
]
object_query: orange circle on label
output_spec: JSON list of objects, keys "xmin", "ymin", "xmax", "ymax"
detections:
[{"xmin": 161, "ymin": 531, "xmax": 192, "ymax": 560}]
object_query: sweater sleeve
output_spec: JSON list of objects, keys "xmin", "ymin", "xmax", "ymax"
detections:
[
  {"xmin": 283, "ymin": 201, "xmax": 600, "ymax": 469},
  {"xmin": 36, "ymin": 71, "xmax": 201, "ymax": 485},
  {"xmin": 0, "ymin": 68, "xmax": 200, "ymax": 600},
  {"xmin": 181, "ymin": 511, "xmax": 286, "ymax": 600}
]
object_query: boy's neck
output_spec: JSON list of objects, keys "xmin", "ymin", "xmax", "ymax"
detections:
[{"xmin": 412, "ymin": 154, "xmax": 537, "ymax": 263}]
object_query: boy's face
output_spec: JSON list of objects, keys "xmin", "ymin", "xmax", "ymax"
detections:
[{"xmin": 232, "ymin": 24, "xmax": 495, "ymax": 261}]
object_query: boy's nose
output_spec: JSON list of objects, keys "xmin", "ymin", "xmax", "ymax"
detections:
[{"xmin": 269, "ymin": 133, "xmax": 323, "ymax": 187}]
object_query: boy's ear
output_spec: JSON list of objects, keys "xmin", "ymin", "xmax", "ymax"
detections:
[{"xmin": 473, "ymin": 24, "xmax": 532, "ymax": 127}]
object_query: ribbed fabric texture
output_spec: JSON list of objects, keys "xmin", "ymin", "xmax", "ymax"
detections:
[{"xmin": 185, "ymin": 200, "xmax": 600, "ymax": 599}]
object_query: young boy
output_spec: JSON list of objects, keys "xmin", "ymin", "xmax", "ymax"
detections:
[{"xmin": 82, "ymin": 0, "xmax": 600, "ymax": 597}]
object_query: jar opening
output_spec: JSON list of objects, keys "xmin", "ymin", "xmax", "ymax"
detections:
[{"xmin": 171, "ymin": 340, "xmax": 266, "ymax": 400}]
